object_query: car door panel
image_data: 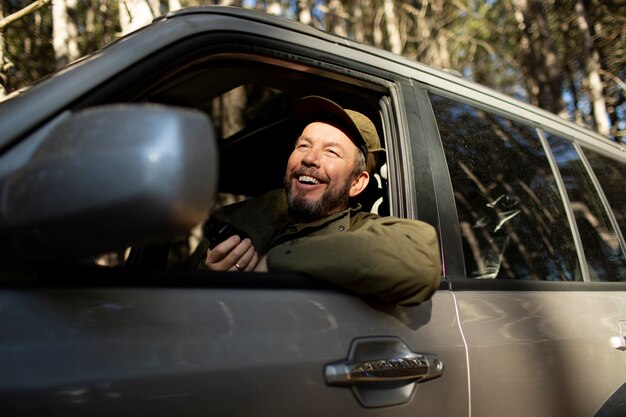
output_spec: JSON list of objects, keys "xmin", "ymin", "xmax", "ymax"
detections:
[
  {"xmin": 0, "ymin": 274, "xmax": 468, "ymax": 417},
  {"xmin": 454, "ymin": 288, "xmax": 626, "ymax": 417}
]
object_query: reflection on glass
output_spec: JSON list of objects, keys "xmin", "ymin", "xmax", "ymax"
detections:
[
  {"xmin": 431, "ymin": 94, "xmax": 578, "ymax": 280},
  {"xmin": 559, "ymin": 144, "xmax": 626, "ymax": 281},
  {"xmin": 583, "ymin": 148, "xmax": 626, "ymax": 240}
]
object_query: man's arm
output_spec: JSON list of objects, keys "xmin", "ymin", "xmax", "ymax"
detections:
[{"xmin": 266, "ymin": 216, "xmax": 441, "ymax": 305}]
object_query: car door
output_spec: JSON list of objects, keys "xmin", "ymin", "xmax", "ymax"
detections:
[
  {"xmin": 0, "ymin": 9, "xmax": 469, "ymax": 417},
  {"xmin": 409, "ymin": 82, "xmax": 626, "ymax": 417}
]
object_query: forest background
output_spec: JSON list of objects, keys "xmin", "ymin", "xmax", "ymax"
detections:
[{"xmin": 1, "ymin": 0, "xmax": 624, "ymax": 143}]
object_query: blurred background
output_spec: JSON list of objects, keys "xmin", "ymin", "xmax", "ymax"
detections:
[{"xmin": 1, "ymin": 0, "xmax": 624, "ymax": 142}]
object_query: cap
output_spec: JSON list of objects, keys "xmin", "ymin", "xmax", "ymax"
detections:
[{"xmin": 293, "ymin": 96, "xmax": 385, "ymax": 156}]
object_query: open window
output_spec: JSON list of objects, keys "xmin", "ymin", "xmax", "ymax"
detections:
[{"xmin": 117, "ymin": 53, "xmax": 393, "ymax": 269}]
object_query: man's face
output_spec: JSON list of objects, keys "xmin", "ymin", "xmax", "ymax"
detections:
[{"xmin": 284, "ymin": 121, "xmax": 369, "ymax": 222}]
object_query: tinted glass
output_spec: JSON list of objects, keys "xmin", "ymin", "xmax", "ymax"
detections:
[
  {"xmin": 547, "ymin": 134, "xmax": 626, "ymax": 281},
  {"xmin": 431, "ymin": 94, "xmax": 579, "ymax": 280},
  {"xmin": 583, "ymin": 148, "xmax": 626, "ymax": 240}
]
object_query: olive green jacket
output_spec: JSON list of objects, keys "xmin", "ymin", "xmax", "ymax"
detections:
[{"xmin": 210, "ymin": 189, "xmax": 441, "ymax": 305}]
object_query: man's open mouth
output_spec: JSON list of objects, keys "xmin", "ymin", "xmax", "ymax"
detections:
[{"xmin": 298, "ymin": 175, "xmax": 322, "ymax": 185}]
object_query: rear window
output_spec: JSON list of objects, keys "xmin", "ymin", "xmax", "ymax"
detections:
[
  {"xmin": 583, "ymin": 148, "xmax": 626, "ymax": 240},
  {"xmin": 547, "ymin": 135, "xmax": 625, "ymax": 281},
  {"xmin": 431, "ymin": 93, "xmax": 580, "ymax": 280}
]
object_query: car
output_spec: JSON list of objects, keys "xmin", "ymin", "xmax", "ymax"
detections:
[{"xmin": 0, "ymin": 5, "xmax": 624, "ymax": 417}]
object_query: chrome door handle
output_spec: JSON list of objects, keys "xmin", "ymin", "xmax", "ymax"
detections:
[
  {"xmin": 324, "ymin": 336, "xmax": 444, "ymax": 407},
  {"xmin": 325, "ymin": 353, "xmax": 443, "ymax": 384}
]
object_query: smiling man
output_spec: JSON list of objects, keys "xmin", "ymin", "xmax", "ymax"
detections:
[{"xmin": 200, "ymin": 96, "xmax": 441, "ymax": 305}]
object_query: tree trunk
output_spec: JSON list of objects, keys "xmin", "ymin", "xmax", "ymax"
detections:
[
  {"xmin": 532, "ymin": 1, "xmax": 565, "ymax": 117},
  {"xmin": 327, "ymin": 0, "xmax": 347, "ymax": 37},
  {"xmin": 373, "ymin": 7, "xmax": 383, "ymax": 49},
  {"xmin": 266, "ymin": 0, "xmax": 282, "ymax": 16},
  {"xmin": 168, "ymin": 0, "xmax": 182, "ymax": 12},
  {"xmin": 52, "ymin": 0, "xmax": 80, "ymax": 68},
  {"xmin": 119, "ymin": 0, "xmax": 160, "ymax": 36},
  {"xmin": 566, "ymin": 64, "xmax": 584, "ymax": 126},
  {"xmin": 574, "ymin": 0, "xmax": 610, "ymax": 137},
  {"xmin": 296, "ymin": 0, "xmax": 312, "ymax": 25},
  {"xmin": 430, "ymin": 0, "xmax": 451, "ymax": 69},
  {"xmin": 383, "ymin": 0, "xmax": 402, "ymax": 54},
  {"xmin": 512, "ymin": 0, "xmax": 565, "ymax": 115},
  {"xmin": 351, "ymin": 0, "xmax": 364, "ymax": 43},
  {"xmin": 215, "ymin": 0, "xmax": 241, "ymax": 6}
]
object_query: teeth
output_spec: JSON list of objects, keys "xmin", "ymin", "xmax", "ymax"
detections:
[{"xmin": 299, "ymin": 175, "xmax": 320, "ymax": 185}]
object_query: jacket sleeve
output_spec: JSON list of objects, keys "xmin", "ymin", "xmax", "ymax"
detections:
[{"xmin": 266, "ymin": 216, "xmax": 441, "ymax": 305}]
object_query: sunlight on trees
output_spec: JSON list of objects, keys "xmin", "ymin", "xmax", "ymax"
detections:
[{"xmin": 0, "ymin": 0, "xmax": 624, "ymax": 141}]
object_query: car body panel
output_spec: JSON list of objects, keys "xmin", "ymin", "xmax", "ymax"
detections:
[
  {"xmin": 410, "ymin": 79, "xmax": 626, "ymax": 415},
  {"xmin": 454, "ymin": 289, "xmax": 626, "ymax": 417},
  {"xmin": 0, "ymin": 280, "xmax": 468, "ymax": 417}
]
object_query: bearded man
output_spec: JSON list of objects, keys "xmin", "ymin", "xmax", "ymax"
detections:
[{"xmin": 200, "ymin": 96, "xmax": 441, "ymax": 305}]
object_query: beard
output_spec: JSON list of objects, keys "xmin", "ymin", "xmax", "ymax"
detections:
[{"xmin": 284, "ymin": 174, "xmax": 352, "ymax": 223}]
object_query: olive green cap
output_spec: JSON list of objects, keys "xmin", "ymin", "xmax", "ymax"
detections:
[{"xmin": 293, "ymin": 96, "xmax": 385, "ymax": 156}]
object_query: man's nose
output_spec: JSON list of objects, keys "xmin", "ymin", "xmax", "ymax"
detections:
[{"xmin": 301, "ymin": 148, "xmax": 321, "ymax": 166}]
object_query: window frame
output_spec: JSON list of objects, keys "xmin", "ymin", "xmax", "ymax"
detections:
[{"xmin": 48, "ymin": 31, "xmax": 438, "ymax": 289}]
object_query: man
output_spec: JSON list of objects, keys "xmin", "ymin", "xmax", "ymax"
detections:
[{"xmin": 202, "ymin": 96, "xmax": 441, "ymax": 305}]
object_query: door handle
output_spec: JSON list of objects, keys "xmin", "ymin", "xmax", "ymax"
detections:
[
  {"xmin": 324, "ymin": 336, "xmax": 444, "ymax": 407},
  {"xmin": 325, "ymin": 353, "xmax": 443, "ymax": 384}
]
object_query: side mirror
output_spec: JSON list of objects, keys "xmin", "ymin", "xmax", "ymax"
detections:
[{"xmin": 0, "ymin": 104, "xmax": 218, "ymax": 260}]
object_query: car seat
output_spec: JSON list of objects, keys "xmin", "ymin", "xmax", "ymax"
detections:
[{"xmin": 358, "ymin": 161, "xmax": 389, "ymax": 216}]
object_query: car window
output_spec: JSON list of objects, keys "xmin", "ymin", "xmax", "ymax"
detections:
[
  {"xmin": 582, "ymin": 147, "xmax": 626, "ymax": 240},
  {"xmin": 546, "ymin": 134, "xmax": 626, "ymax": 281},
  {"xmin": 109, "ymin": 54, "xmax": 390, "ymax": 269},
  {"xmin": 430, "ymin": 93, "xmax": 580, "ymax": 280}
]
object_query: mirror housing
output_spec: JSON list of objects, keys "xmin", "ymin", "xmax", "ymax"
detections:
[{"xmin": 0, "ymin": 104, "xmax": 218, "ymax": 261}]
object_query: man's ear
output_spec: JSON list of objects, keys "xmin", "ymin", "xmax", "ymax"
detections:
[{"xmin": 349, "ymin": 171, "xmax": 370, "ymax": 197}]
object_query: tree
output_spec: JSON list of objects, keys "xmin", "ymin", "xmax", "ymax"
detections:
[
  {"xmin": 1, "ymin": 0, "xmax": 624, "ymax": 142},
  {"xmin": 0, "ymin": 0, "xmax": 52, "ymax": 98},
  {"xmin": 119, "ymin": 0, "xmax": 160, "ymax": 35},
  {"xmin": 574, "ymin": 0, "xmax": 610, "ymax": 137},
  {"xmin": 52, "ymin": 0, "xmax": 80, "ymax": 67},
  {"xmin": 511, "ymin": 0, "xmax": 566, "ymax": 117},
  {"xmin": 454, "ymin": 0, "xmax": 624, "ymax": 142},
  {"xmin": 580, "ymin": 0, "xmax": 626, "ymax": 140}
]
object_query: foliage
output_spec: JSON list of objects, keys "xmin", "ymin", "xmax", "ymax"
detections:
[{"xmin": 0, "ymin": 0, "xmax": 624, "ymax": 141}]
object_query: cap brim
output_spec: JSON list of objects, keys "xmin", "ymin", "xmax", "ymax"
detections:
[{"xmin": 293, "ymin": 96, "xmax": 368, "ymax": 152}]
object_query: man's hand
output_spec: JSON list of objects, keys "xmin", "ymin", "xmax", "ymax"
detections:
[
  {"xmin": 205, "ymin": 235, "xmax": 259, "ymax": 272},
  {"xmin": 254, "ymin": 255, "xmax": 268, "ymax": 272}
]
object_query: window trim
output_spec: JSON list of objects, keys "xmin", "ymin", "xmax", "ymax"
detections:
[
  {"xmin": 537, "ymin": 129, "xmax": 591, "ymax": 282},
  {"xmin": 409, "ymin": 84, "xmax": 466, "ymax": 279},
  {"xmin": 577, "ymin": 143, "xmax": 626, "ymax": 255}
]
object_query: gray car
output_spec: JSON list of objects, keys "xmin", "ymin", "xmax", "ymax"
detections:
[{"xmin": 0, "ymin": 6, "xmax": 624, "ymax": 417}]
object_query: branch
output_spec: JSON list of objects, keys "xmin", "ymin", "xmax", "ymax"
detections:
[
  {"xmin": 0, "ymin": 0, "xmax": 52, "ymax": 32},
  {"xmin": 598, "ymin": 69, "xmax": 626, "ymax": 95}
]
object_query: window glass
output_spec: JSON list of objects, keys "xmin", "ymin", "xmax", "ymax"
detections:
[
  {"xmin": 430, "ymin": 94, "xmax": 579, "ymax": 280},
  {"xmin": 547, "ymin": 134, "xmax": 625, "ymax": 281},
  {"xmin": 582, "ymin": 148, "xmax": 626, "ymax": 240}
]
